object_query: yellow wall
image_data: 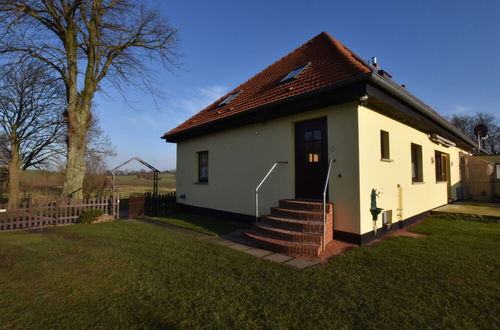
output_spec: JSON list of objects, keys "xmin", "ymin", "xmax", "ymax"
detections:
[
  {"xmin": 176, "ymin": 102, "xmax": 361, "ymax": 234},
  {"xmin": 175, "ymin": 102, "xmax": 469, "ymax": 237},
  {"xmin": 357, "ymin": 105, "xmax": 466, "ymax": 234}
]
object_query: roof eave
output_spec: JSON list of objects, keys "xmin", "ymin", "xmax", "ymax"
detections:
[
  {"xmin": 367, "ymin": 72, "xmax": 490, "ymax": 154},
  {"xmin": 162, "ymin": 73, "xmax": 371, "ymax": 142}
]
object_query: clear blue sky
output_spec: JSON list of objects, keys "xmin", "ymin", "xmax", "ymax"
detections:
[{"xmin": 95, "ymin": 0, "xmax": 500, "ymax": 171}]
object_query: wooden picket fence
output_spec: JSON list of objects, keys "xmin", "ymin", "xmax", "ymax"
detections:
[
  {"xmin": 129, "ymin": 192, "xmax": 176, "ymax": 218},
  {"xmin": 0, "ymin": 195, "xmax": 119, "ymax": 232}
]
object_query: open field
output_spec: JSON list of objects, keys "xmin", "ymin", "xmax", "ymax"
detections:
[
  {"xmin": 0, "ymin": 171, "xmax": 176, "ymax": 203},
  {"xmin": 0, "ymin": 214, "xmax": 498, "ymax": 328},
  {"xmin": 114, "ymin": 173, "xmax": 176, "ymax": 198},
  {"xmin": 0, "ymin": 170, "xmax": 64, "ymax": 203}
]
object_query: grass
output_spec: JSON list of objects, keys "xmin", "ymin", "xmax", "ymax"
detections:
[
  {"xmin": 0, "ymin": 214, "xmax": 498, "ymax": 329},
  {"xmin": 141, "ymin": 213, "xmax": 249, "ymax": 236}
]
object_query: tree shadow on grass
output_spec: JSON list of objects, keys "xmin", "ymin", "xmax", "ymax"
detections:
[{"xmin": 141, "ymin": 213, "xmax": 250, "ymax": 236}]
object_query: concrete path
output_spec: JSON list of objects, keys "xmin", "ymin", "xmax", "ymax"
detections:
[
  {"xmin": 135, "ymin": 218, "xmax": 321, "ymax": 269},
  {"xmin": 432, "ymin": 201, "xmax": 500, "ymax": 218}
]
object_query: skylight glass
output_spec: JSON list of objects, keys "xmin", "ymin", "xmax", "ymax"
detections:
[
  {"xmin": 280, "ymin": 62, "xmax": 310, "ymax": 84},
  {"xmin": 218, "ymin": 91, "xmax": 239, "ymax": 106}
]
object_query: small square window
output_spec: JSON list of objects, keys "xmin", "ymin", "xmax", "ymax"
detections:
[
  {"xmin": 308, "ymin": 153, "xmax": 320, "ymax": 163},
  {"xmin": 218, "ymin": 91, "xmax": 239, "ymax": 107},
  {"xmin": 198, "ymin": 151, "xmax": 208, "ymax": 183},
  {"xmin": 279, "ymin": 62, "xmax": 310, "ymax": 84}
]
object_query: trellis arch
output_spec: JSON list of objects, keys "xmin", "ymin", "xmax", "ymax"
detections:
[{"xmin": 110, "ymin": 157, "xmax": 160, "ymax": 196}]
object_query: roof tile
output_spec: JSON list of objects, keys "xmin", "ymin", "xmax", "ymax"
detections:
[{"xmin": 163, "ymin": 32, "xmax": 371, "ymax": 138}]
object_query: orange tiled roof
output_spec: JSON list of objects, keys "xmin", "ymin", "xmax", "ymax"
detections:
[{"xmin": 163, "ymin": 32, "xmax": 371, "ymax": 138}]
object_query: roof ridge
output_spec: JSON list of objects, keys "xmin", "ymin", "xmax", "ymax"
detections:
[{"xmin": 319, "ymin": 32, "xmax": 372, "ymax": 73}]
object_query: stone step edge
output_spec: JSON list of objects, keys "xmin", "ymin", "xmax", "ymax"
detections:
[
  {"xmin": 279, "ymin": 199, "xmax": 333, "ymax": 211},
  {"xmin": 243, "ymin": 231, "xmax": 321, "ymax": 256},
  {"xmin": 255, "ymin": 222, "xmax": 323, "ymax": 236}
]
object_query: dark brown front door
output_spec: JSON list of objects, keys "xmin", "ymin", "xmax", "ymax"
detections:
[{"xmin": 295, "ymin": 118, "xmax": 328, "ymax": 200}]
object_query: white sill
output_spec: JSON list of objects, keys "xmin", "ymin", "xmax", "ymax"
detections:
[
  {"xmin": 194, "ymin": 181, "xmax": 208, "ymax": 185},
  {"xmin": 412, "ymin": 181, "xmax": 425, "ymax": 185},
  {"xmin": 380, "ymin": 158, "xmax": 394, "ymax": 162},
  {"xmin": 436, "ymin": 181, "xmax": 448, "ymax": 184}
]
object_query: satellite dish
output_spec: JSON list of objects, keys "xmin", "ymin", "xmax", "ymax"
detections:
[{"xmin": 473, "ymin": 124, "xmax": 488, "ymax": 138}]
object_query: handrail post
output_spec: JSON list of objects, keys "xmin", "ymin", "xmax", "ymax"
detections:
[
  {"xmin": 322, "ymin": 158, "xmax": 334, "ymax": 251},
  {"xmin": 255, "ymin": 161, "xmax": 288, "ymax": 222}
]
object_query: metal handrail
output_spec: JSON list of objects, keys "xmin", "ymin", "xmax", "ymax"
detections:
[
  {"xmin": 255, "ymin": 161, "xmax": 288, "ymax": 222},
  {"xmin": 322, "ymin": 158, "xmax": 334, "ymax": 250}
]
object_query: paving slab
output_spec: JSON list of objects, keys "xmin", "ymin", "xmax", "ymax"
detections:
[
  {"xmin": 213, "ymin": 239, "xmax": 236, "ymax": 246},
  {"xmin": 264, "ymin": 253, "xmax": 294, "ymax": 263},
  {"xmin": 203, "ymin": 237, "xmax": 224, "ymax": 243},
  {"xmin": 227, "ymin": 243, "xmax": 252, "ymax": 251},
  {"xmin": 189, "ymin": 232, "xmax": 212, "ymax": 239},
  {"xmin": 243, "ymin": 248, "xmax": 274, "ymax": 257},
  {"xmin": 432, "ymin": 202, "xmax": 500, "ymax": 218},
  {"xmin": 284, "ymin": 258, "xmax": 320, "ymax": 269}
]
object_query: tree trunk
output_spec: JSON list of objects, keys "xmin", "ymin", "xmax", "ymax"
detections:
[
  {"xmin": 7, "ymin": 150, "xmax": 21, "ymax": 209},
  {"xmin": 62, "ymin": 104, "xmax": 91, "ymax": 199}
]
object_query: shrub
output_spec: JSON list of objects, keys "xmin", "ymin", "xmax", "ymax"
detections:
[{"xmin": 80, "ymin": 209, "xmax": 104, "ymax": 224}]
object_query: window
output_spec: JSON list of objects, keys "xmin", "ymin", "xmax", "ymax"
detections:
[
  {"xmin": 496, "ymin": 164, "xmax": 500, "ymax": 180},
  {"xmin": 435, "ymin": 151, "xmax": 449, "ymax": 182},
  {"xmin": 380, "ymin": 130, "xmax": 390, "ymax": 160},
  {"xmin": 198, "ymin": 151, "xmax": 208, "ymax": 183},
  {"xmin": 411, "ymin": 143, "xmax": 423, "ymax": 183},
  {"xmin": 218, "ymin": 91, "xmax": 239, "ymax": 107},
  {"xmin": 304, "ymin": 129, "xmax": 322, "ymax": 163},
  {"xmin": 280, "ymin": 62, "xmax": 310, "ymax": 84}
]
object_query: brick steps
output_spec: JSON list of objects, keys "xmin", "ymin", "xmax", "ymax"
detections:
[
  {"xmin": 271, "ymin": 207, "xmax": 324, "ymax": 221},
  {"xmin": 243, "ymin": 231, "xmax": 321, "ymax": 257},
  {"xmin": 262, "ymin": 215, "xmax": 324, "ymax": 232},
  {"xmin": 279, "ymin": 199, "xmax": 332, "ymax": 212},
  {"xmin": 254, "ymin": 223, "xmax": 322, "ymax": 244},
  {"xmin": 244, "ymin": 199, "xmax": 334, "ymax": 257}
]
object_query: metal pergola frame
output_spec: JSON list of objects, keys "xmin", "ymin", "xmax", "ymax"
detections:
[{"xmin": 109, "ymin": 157, "xmax": 160, "ymax": 196}]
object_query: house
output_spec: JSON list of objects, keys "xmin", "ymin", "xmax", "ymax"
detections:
[{"xmin": 162, "ymin": 32, "xmax": 480, "ymax": 256}]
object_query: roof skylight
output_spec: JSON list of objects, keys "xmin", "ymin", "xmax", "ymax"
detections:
[
  {"xmin": 280, "ymin": 62, "xmax": 310, "ymax": 84},
  {"xmin": 218, "ymin": 91, "xmax": 239, "ymax": 106}
]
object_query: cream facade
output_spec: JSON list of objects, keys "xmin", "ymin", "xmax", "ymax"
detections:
[
  {"xmin": 357, "ymin": 105, "xmax": 464, "ymax": 234},
  {"xmin": 176, "ymin": 102, "xmax": 467, "ymax": 238}
]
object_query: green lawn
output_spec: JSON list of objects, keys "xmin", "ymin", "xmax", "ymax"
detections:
[
  {"xmin": 0, "ymin": 215, "xmax": 498, "ymax": 329},
  {"xmin": 141, "ymin": 214, "xmax": 249, "ymax": 236}
]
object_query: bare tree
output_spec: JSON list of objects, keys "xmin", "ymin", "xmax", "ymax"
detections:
[
  {"xmin": 0, "ymin": 1, "xmax": 178, "ymax": 199},
  {"xmin": 83, "ymin": 114, "xmax": 115, "ymax": 198},
  {"xmin": 0, "ymin": 61, "xmax": 65, "ymax": 208},
  {"xmin": 448, "ymin": 112, "xmax": 500, "ymax": 154}
]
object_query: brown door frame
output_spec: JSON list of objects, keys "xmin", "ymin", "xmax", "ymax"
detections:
[{"xmin": 294, "ymin": 117, "xmax": 329, "ymax": 200}]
